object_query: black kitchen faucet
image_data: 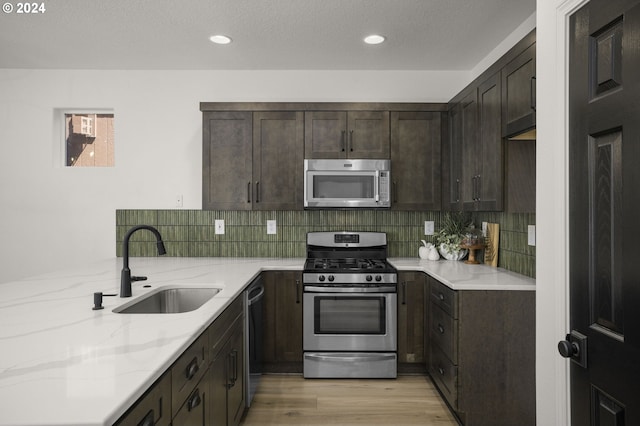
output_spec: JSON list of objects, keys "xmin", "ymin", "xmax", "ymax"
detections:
[{"xmin": 120, "ymin": 225, "xmax": 166, "ymax": 297}]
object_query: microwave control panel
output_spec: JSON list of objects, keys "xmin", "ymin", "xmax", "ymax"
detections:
[{"xmin": 379, "ymin": 171, "xmax": 390, "ymax": 203}]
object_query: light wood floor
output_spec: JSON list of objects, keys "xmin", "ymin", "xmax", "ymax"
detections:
[{"xmin": 240, "ymin": 375, "xmax": 458, "ymax": 426}]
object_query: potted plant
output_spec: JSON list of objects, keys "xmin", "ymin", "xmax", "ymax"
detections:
[{"xmin": 435, "ymin": 212, "xmax": 472, "ymax": 260}]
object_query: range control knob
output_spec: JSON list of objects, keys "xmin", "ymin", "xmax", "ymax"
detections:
[
  {"xmin": 375, "ymin": 275, "xmax": 382, "ymax": 282},
  {"xmin": 366, "ymin": 275, "xmax": 373, "ymax": 282},
  {"xmin": 318, "ymin": 275, "xmax": 325, "ymax": 282},
  {"xmin": 328, "ymin": 275, "xmax": 335, "ymax": 282}
]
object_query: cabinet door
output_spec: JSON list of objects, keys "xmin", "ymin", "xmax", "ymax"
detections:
[
  {"xmin": 476, "ymin": 72, "xmax": 504, "ymax": 211},
  {"xmin": 202, "ymin": 111, "xmax": 253, "ymax": 210},
  {"xmin": 305, "ymin": 111, "xmax": 390, "ymax": 159},
  {"xmin": 445, "ymin": 103, "xmax": 463, "ymax": 211},
  {"xmin": 347, "ymin": 111, "xmax": 390, "ymax": 159},
  {"xmin": 304, "ymin": 111, "xmax": 348, "ymax": 158},
  {"xmin": 397, "ymin": 272, "xmax": 426, "ymax": 366},
  {"xmin": 460, "ymin": 90, "xmax": 479, "ymax": 209},
  {"xmin": 390, "ymin": 112, "xmax": 442, "ymax": 211},
  {"xmin": 262, "ymin": 271, "xmax": 303, "ymax": 371},
  {"xmin": 502, "ymin": 43, "xmax": 536, "ymax": 137},
  {"xmin": 253, "ymin": 111, "xmax": 304, "ymax": 210},
  {"xmin": 226, "ymin": 321, "xmax": 246, "ymax": 426},
  {"xmin": 209, "ymin": 316, "xmax": 245, "ymax": 426}
]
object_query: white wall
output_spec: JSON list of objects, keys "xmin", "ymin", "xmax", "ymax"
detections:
[{"xmin": 0, "ymin": 69, "xmax": 468, "ymax": 283}]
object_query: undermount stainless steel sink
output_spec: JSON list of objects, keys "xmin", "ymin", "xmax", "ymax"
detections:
[{"xmin": 113, "ymin": 287, "xmax": 221, "ymax": 314}]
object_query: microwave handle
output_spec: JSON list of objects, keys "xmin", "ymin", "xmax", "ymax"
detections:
[{"xmin": 375, "ymin": 170, "xmax": 380, "ymax": 202}]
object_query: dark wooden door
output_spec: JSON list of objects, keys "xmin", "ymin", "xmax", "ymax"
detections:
[
  {"xmin": 253, "ymin": 111, "xmax": 304, "ymax": 210},
  {"xmin": 397, "ymin": 271, "xmax": 427, "ymax": 370},
  {"xmin": 567, "ymin": 1, "xmax": 640, "ymax": 424},
  {"xmin": 202, "ymin": 111, "xmax": 252, "ymax": 210},
  {"xmin": 390, "ymin": 111, "xmax": 442, "ymax": 211},
  {"xmin": 262, "ymin": 271, "xmax": 303, "ymax": 373},
  {"xmin": 460, "ymin": 90, "xmax": 479, "ymax": 209},
  {"xmin": 501, "ymin": 43, "xmax": 536, "ymax": 137},
  {"xmin": 347, "ymin": 111, "xmax": 390, "ymax": 158},
  {"xmin": 445, "ymin": 103, "xmax": 463, "ymax": 211}
]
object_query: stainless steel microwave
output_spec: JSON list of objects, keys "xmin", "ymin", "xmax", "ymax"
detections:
[{"xmin": 304, "ymin": 159, "xmax": 391, "ymax": 208}]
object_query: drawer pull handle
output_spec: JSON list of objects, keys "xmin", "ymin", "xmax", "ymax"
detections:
[
  {"xmin": 185, "ymin": 357, "xmax": 199, "ymax": 380},
  {"xmin": 438, "ymin": 367, "xmax": 445, "ymax": 376},
  {"xmin": 438, "ymin": 293, "xmax": 445, "ymax": 301},
  {"xmin": 438, "ymin": 324, "xmax": 445, "ymax": 334},
  {"xmin": 187, "ymin": 389, "xmax": 202, "ymax": 412},
  {"xmin": 138, "ymin": 410, "xmax": 154, "ymax": 426}
]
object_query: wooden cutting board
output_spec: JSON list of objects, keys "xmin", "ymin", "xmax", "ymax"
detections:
[{"xmin": 484, "ymin": 223, "xmax": 499, "ymax": 267}]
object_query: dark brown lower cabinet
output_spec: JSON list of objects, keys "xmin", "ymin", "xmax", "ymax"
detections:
[
  {"xmin": 397, "ymin": 271, "xmax": 428, "ymax": 373},
  {"xmin": 115, "ymin": 295, "xmax": 245, "ymax": 426},
  {"xmin": 427, "ymin": 277, "xmax": 535, "ymax": 426},
  {"xmin": 209, "ymin": 298, "xmax": 245, "ymax": 426},
  {"xmin": 262, "ymin": 270, "xmax": 303, "ymax": 373}
]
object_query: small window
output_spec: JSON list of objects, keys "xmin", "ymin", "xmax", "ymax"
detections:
[{"xmin": 63, "ymin": 112, "xmax": 114, "ymax": 167}]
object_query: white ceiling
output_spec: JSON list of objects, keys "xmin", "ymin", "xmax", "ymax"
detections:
[{"xmin": 0, "ymin": 0, "xmax": 535, "ymax": 71}]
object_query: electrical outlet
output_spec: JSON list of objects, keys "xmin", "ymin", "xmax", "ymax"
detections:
[
  {"xmin": 215, "ymin": 219, "xmax": 225, "ymax": 235},
  {"xmin": 424, "ymin": 221, "xmax": 434, "ymax": 236},
  {"xmin": 528, "ymin": 225, "xmax": 536, "ymax": 246},
  {"xmin": 175, "ymin": 194, "xmax": 183, "ymax": 208},
  {"xmin": 267, "ymin": 220, "xmax": 277, "ymax": 235}
]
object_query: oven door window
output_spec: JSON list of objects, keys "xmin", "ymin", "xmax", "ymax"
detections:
[
  {"xmin": 314, "ymin": 296, "xmax": 386, "ymax": 335},
  {"xmin": 312, "ymin": 174, "xmax": 374, "ymax": 199}
]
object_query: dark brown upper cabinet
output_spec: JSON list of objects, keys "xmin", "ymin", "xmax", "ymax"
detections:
[
  {"xmin": 202, "ymin": 111, "xmax": 304, "ymax": 210},
  {"xmin": 304, "ymin": 111, "xmax": 390, "ymax": 159},
  {"xmin": 502, "ymin": 42, "xmax": 536, "ymax": 138},
  {"xmin": 202, "ymin": 111, "xmax": 253, "ymax": 210},
  {"xmin": 390, "ymin": 111, "xmax": 442, "ymax": 211}
]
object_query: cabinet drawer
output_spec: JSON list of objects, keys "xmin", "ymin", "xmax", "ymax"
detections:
[
  {"xmin": 210, "ymin": 296, "xmax": 244, "ymax": 357},
  {"xmin": 430, "ymin": 279, "xmax": 458, "ymax": 318},
  {"xmin": 173, "ymin": 379, "xmax": 207, "ymax": 426},
  {"xmin": 171, "ymin": 331, "xmax": 208, "ymax": 415},
  {"xmin": 430, "ymin": 304, "xmax": 458, "ymax": 364},
  {"xmin": 114, "ymin": 371, "xmax": 171, "ymax": 426},
  {"xmin": 429, "ymin": 344, "xmax": 458, "ymax": 410}
]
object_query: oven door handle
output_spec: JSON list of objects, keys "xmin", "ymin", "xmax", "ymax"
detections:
[
  {"xmin": 305, "ymin": 353, "xmax": 396, "ymax": 363},
  {"xmin": 304, "ymin": 285, "xmax": 396, "ymax": 293}
]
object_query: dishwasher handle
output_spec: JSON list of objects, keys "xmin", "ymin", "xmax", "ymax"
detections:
[{"xmin": 247, "ymin": 279, "xmax": 265, "ymax": 306}]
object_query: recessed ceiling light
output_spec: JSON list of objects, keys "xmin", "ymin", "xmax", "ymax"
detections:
[
  {"xmin": 209, "ymin": 35, "xmax": 232, "ymax": 45},
  {"xmin": 364, "ymin": 35, "xmax": 386, "ymax": 45}
]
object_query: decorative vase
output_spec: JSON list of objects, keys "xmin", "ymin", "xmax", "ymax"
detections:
[{"xmin": 438, "ymin": 243, "xmax": 468, "ymax": 261}]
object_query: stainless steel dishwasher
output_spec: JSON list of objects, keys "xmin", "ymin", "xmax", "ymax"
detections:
[{"xmin": 244, "ymin": 276, "xmax": 264, "ymax": 407}]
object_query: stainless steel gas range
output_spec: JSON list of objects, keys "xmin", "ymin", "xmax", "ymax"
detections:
[{"xmin": 302, "ymin": 231, "xmax": 398, "ymax": 379}]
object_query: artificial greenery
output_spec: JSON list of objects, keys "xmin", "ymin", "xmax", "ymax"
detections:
[{"xmin": 435, "ymin": 212, "xmax": 473, "ymax": 254}]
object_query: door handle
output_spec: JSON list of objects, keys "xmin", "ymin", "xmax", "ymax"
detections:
[
  {"xmin": 558, "ymin": 330, "xmax": 587, "ymax": 368},
  {"xmin": 247, "ymin": 182, "xmax": 251, "ymax": 203},
  {"xmin": 296, "ymin": 279, "xmax": 301, "ymax": 304},
  {"xmin": 341, "ymin": 130, "xmax": 346, "ymax": 152},
  {"xmin": 349, "ymin": 129, "xmax": 354, "ymax": 152}
]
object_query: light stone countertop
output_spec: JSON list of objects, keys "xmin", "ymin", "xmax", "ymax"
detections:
[{"xmin": 0, "ymin": 256, "xmax": 534, "ymax": 426}]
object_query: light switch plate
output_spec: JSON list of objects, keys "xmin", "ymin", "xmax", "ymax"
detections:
[
  {"xmin": 528, "ymin": 225, "xmax": 536, "ymax": 246},
  {"xmin": 424, "ymin": 221, "xmax": 434, "ymax": 236},
  {"xmin": 215, "ymin": 219, "xmax": 225, "ymax": 235},
  {"xmin": 267, "ymin": 220, "xmax": 277, "ymax": 235}
]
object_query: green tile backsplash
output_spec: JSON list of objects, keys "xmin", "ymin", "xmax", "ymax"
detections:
[{"xmin": 116, "ymin": 209, "xmax": 536, "ymax": 278}]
